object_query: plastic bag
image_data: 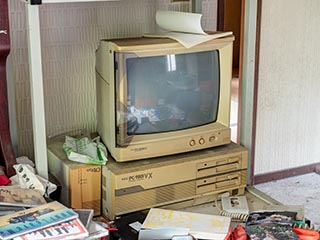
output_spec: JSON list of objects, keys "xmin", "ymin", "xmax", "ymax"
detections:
[
  {"xmin": 12, "ymin": 163, "xmax": 57, "ymax": 197},
  {"xmin": 63, "ymin": 135, "xmax": 108, "ymax": 165}
]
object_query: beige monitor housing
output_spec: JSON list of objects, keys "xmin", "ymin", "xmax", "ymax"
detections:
[{"xmin": 96, "ymin": 36, "xmax": 234, "ymax": 162}]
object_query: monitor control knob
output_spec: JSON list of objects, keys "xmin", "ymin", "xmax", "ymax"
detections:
[
  {"xmin": 199, "ymin": 138, "xmax": 205, "ymax": 145},
  {"xmin": 209, "ymin": 136, "xmax": 216, "ymax": 142},
  {"xmin": 189, "ymin": 139, "xmax": 196, "ymax": 146}
]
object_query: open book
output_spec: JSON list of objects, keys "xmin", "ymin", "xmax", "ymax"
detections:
[{"xmin": 144, "ymin": 10, "xmax": 233, "ymax": 48}]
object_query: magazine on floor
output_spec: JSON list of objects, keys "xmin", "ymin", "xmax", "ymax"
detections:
[
  {"xmin": 245, "ymin": 211, "xmax": 299, "ymax": 240},
  {"xmin": 0, "ymin": 201, "xmax": 78, "ymax": 240},
  {"xmin": 13, "ymin": 218, "xmax": 88, "ymax": 240}
]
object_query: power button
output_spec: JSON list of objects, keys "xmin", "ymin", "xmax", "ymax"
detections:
[{"xmin": 209, "ymin": 136, "xmax": 216, "ymax": 142}]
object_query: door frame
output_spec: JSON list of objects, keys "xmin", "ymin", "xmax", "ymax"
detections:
[
  {"xmin": 218, "ymin": 0, "xmax": 261, "ymax": 185},
  {"xmin": 217, "ymin": 0, "xmax": 245, "ymax": 144}
]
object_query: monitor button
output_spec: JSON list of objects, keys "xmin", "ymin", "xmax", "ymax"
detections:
[
  {"xmin": 199, "ymin": 138, "xmax": 205, "ymax": 145},
  {"xmin": 189, "ymin": 139, "xmax": 196, "ymax": 146},
  {"xmin": 209, "ymin": 136, "xmax": 216, "ymax": 142}
]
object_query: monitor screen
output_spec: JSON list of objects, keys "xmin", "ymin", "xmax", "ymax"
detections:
[{"xmin": 116, "ymin": 50, "xmax": 220, "ymax": 135}]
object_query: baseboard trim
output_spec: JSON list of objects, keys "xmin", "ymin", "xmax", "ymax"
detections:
[{"xmin": 253, "ymin": 163, "xmax": 320, "ymax": 185}]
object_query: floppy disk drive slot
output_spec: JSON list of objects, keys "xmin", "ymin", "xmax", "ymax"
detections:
[
  {"xmin": 197, "ymin": 156, "xmax": 241, "ymax": 169},
  {"xmin": 197, "ymin": 162, "xmax": 240, "ymax": 178},
  {"xmin": 196, "ymin": 173, "xmax": 240, "ymax": 194}
]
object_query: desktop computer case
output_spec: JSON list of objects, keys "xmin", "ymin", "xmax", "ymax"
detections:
[{"xmin": 102, "ymin": 142, "xmax": 248, "ymax": 220}]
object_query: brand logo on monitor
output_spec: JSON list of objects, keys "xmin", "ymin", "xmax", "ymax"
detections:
[
  {"xmin": 130, "ymin": 147, "xmax": 147, "ymax": 152},
  {"xmin": 121, "ymin": 172, "xmax": 153, "ymax": 182}
]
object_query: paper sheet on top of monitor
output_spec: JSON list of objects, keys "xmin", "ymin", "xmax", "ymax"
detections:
[
  {"xmin": 156, "ymin": 10, "xmax": 206, "ymax": 35},
  {"xmin": 143, "ymin": 10, "xmax": 233, "ymax": 48}
]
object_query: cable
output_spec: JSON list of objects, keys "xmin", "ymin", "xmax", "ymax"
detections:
[{"xmin": 215, "ymin": 199, "xmax": 249, "ymax": 222}]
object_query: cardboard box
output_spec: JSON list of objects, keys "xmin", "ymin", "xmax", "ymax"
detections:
[{"xmin": 47, "ymin": 137, "xmax": 101, "ymax": 216}]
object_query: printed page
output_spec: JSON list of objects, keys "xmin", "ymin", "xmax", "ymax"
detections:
[
  {"xmin": 221, "ymin": 195, "xmax": 249, "ymax": 214},
  {"xmin": 156, "ymin": 10, "xmax": 205, "ymax": 34},
  {"xmin": 144, "ymin": 10, "xmax": 232, "ymax": 48}
]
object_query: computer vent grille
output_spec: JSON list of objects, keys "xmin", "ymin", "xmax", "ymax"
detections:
[{"xmin": 115, "ymin": 181, "xmax": 195, "ymax": 214}]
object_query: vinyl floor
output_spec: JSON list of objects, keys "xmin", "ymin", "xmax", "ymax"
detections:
[{"xmin": 255, "ymin": 172, "xmax": 320, "ymax": 229}]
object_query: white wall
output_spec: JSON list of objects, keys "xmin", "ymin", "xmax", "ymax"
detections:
[
  {"xmin": 253, "ymin": 0, "xmax": 320, "ymax": 174},
  {"xmin": 8, "ymin": 0, "xmax": 192, "ymax": 160}
]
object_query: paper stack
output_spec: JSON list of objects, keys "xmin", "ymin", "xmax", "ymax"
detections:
[{"xmin": 138, "ymin": 208, "xmax": 231, "ymax": 240}]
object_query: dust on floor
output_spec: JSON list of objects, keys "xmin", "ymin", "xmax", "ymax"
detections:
[{"xmin": 255, "ymin": 172, "xmax": 320, "ymax": 229}]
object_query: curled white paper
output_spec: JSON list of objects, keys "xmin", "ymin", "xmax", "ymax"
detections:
[
  {"xmin": 145, "ymin": 10, "xmax": 233, "ymax": 48},
  {"xmin": 156, "ymin": 10, "xmax": 206, "ymax": 35}
]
